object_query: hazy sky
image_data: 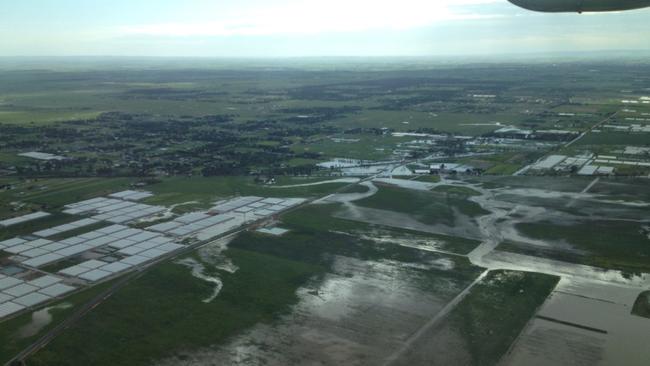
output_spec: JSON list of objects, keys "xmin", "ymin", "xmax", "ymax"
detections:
[{"xmin": 1, "ymin": 0, "xmax": 649, "ymax": 57}]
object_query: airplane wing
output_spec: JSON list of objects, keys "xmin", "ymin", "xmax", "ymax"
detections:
[{"xmin": 509, "ymin": 0, "xmax": 650, "ymax": 12}]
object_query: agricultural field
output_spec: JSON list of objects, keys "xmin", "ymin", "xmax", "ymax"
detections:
[
  {"xmin": 2, "ymin": 61, "xmax": 649, "ymax": 179},
  {"xmin": 2, "ymin": 172, "xmax": 648, "ymax": 366},
  {"xmin": 512, "ymin": 220, "xmax": 650, "ymax": 274},
  {"xmin": 0, "ymin": 280, "xmax": 119, "ymax": 365},
  {"xmin": 23, "ymin": 201, "xmax": 485, "ymax": 366},
  {"xmin": 355, "ymin": 185, "xmax": 489, "ymax": 228},
  {"xmin": 1, "ymin": 60, "xmax": 650, "ymax": 366},
  {"xmin": 392, "ymin": 270, "xmax": 559, "ymax": 366}
]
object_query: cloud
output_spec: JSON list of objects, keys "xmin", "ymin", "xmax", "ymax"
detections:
[{"xmin": 118, "ymin": 0, "xmax": 502, "ymax": 37}]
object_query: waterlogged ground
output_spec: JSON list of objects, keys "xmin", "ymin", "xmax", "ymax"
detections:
[
  {"xmin": 22, "ymin": 175, "xmax": 650, "ymax": 366},
  {"xmin": 159, "ymin": 255, "xmax": 482, "ymax": 366},
  {"xmin": 503, "ymin": 279, "xmax": 650, "ymax": 366},
  {"xmin": 389, "ymin": 270, "xmax": 559, "ymax": 366},
  {"xmin": 176, "ymin": 236, "xmax": 239, "ymax": 303},
  {"xmin": 328, "ymin": 177, "xmax": 650, "ymax": 277},
  {"xmin": 338, "ymin": 228, "xmax": 478, "ymax": 256},
  {"xmin": 16, "ymin": 303, "xmax": 73, "ymax": 338},
  {"xmin": 163, "ymin": 176, "xmax": 650, "ymax": 366}
]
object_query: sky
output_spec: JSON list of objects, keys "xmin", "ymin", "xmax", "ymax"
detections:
[{"xmin": 1, "ymin": 0, "xmax": 649, "ymax": 57}]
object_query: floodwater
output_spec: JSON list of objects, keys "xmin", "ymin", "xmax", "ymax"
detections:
[
  {"xmin": 502, "ymin": 278, "xmax": 650, "ymax": 366},
  {"xmin": 337, "ymin": 203, "xmax": 483, "ymax": 239},
  {"xmin": 139, "ymin": 201, "xmax": 201, "ymax": 223},
  {"xmin": 176, "ymin": 236, "xmax": 238, "ymax": 303},
  {"xmin": 318, "ymin": 177, "xmax": 650, "ymax": 287},
  {"xmin": 176, "ymin": 258, "xmax": 224, "ymax": 303},
  {"xmin": 373, "ymin": 177, "xmax": 441, "ymax": 191},
  {"xmin": 349, "ymin": 228, "xmax": 466, "ymax": 257},
  {"xmin": 340, "ymin": 177, "xmax": 650, "ymax": 366},
  {"xmin": 16, "ymin": 303, "xmax": 72, "ymax": 338},
  {"xmin": 161, "ymin": 176, "xmax": 650, "ymax": 365},
  {"xmin": 478, "ymin": 250, "xmax": 650, "ymax": 286},
  {"xmin": 157, "ymin": 255, "xmax": 472, "ymax": 366}
]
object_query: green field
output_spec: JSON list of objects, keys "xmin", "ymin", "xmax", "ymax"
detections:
[
  {"xmin": 446, "ymin": 270, "xmax": 559, "ymax": 366},
  {"xmin": 2, "ymin": 62, "xmax": 641, "ymax": 180},
  {"xmin": 590, "ymin": 178, "xmax": 650, "ymax": 202},
  {"xmin": 27, "ymin": 248, "xmax": 324, "ymax": 366},
  {"xmin": 0, "ymin": 175, "xmax": 359, "ymax": 242},
  {"xmin": 356, "ymin": 185, "xmax": 489, "ymax": 226},
  {"xmin": 413, "ymin": 175, "xmax": 441, "ymax": 183},
  {"xmin": 396, "ymin": 270, "xmax": 559, "ymax": 366},
  {"xmin": 282, "ymin": 203, "xmax": 482, "ymax": 255},
  {"xmin": 472, "ymin": 176, "xmax": 594, "ymax": 193},
  {"xmin": 338, "ymin": 183, "xmax": 371, "ymax": 194},
  {"xmin": 431, "ymin": 185, "xmax": 482, "ymax": 197},
  {"xmin": 577, "ymin": 132, "xmax": 650, "ymax": 146},
  {"xmin": 457, "ymin": 152, "xmax": 541, "ymax": 176},
  {"xmin": 0, "ymin": 177, "xmax": 134, "ymax": 240},
  {"xmin": 2, "ymin": 60, "xmax": 649, "ymax": 366},
  {"xmin": 144, "ymin": 176, "xmax": 352, "ymax": 206},
  {"xmin": 515, "ymin": 220, "xmax": 650, "ymax": 274},
  {"xmin": 26, "ymin": 200, "xmax": 483, "ymax": 365},
  {"xmin": 0, "ymin": 280, "xmax": 117, "ymax": 365},
  {"xmin": 0, "ymin": 178, "xmax": 133, "ymax": 210}
]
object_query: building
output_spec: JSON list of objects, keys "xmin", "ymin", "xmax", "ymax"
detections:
[{"xmin": 430, "ymin": 163, "xmax": 475, "ymax": 174}]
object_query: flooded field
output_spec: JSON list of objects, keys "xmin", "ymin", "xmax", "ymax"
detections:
[
  {"xmin": 159, "ymin": 253, "xmax": 482, "ymax": 366},
  {"xmin": 387, "ymin": 270, "xmax": 558, "ymax": 366},
  {"xmin": 503, "ymin": 279, "xmax": 650, "ymax": 366},
  {"xmin": 176, "ymin": 236, "xmax": 239, "ymax": 303},
  {"xmin": 172, "ymin": 176, "xmax": 650, "ymax": 366},
  {"xmin": 16, "ymin": 303, "xmax": 72, "ymax": 338},
  {"xmin": 20, "ymin": 176, "xmax": 650, "ymax": 366},
  {"xmin": 342, "ymin": 227, "xmax": 479, "ymax": 256},
  {"xmin": 335, "ymin": 204, "xmax": 484, "ymax": 240}
]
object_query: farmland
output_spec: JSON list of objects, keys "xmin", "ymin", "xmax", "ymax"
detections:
[
  {"xmin": 23, "ymin": 202, "xmax": 484, "ymax": 366},
  {"xmin": 2, "ymin": 60, "xmax": 650, "ymax": 180},
  {"xmin": 513, "ymin": 220, "xmax": 650, "ymax": 274},
  {"xmin": 1, "ymin": 60, "xmax": 649, "ymax": 366}
]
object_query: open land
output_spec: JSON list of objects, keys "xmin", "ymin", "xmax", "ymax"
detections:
[{"xmin": 0, "ymin": 60, "xmax": 649, "ymax": 366}]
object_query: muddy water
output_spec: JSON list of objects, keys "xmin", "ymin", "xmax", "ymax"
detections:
[
  {"xmin": 156, "ymin": 255, "xmax": 469, "ymax": 366},
  {"xmin": 324, "ymin": 177, "xmax": 648, "ymax": 288},
  {"xmin": 351, "ymin": 229, "xmax": 465, "ymax": 257},
  {"xmin": 16, "ymin": 303, "xmax": 72, "ymax": 338},
  {"xmin": 441, "ymin": 180, "xmax": 650, "ymax": 288},
  {"xmin": 503, "ymin": 278, "xmax": 650, "ymax": 366},
  {"xmin": 158, "ymin": 176, "xmax": 650, "ymax": 365},
  {"xmin": 335, "ymin": 204, "xmax": 483, "ymax": 239}
]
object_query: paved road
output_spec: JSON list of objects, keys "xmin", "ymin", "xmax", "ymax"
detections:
[
  {"xmin": 581, "ymin": 177, "xmax": 600, "ymax": 194},
  {"xmin": 564, "ymin": 111, "xmax": 618, "ymax": 148}
]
